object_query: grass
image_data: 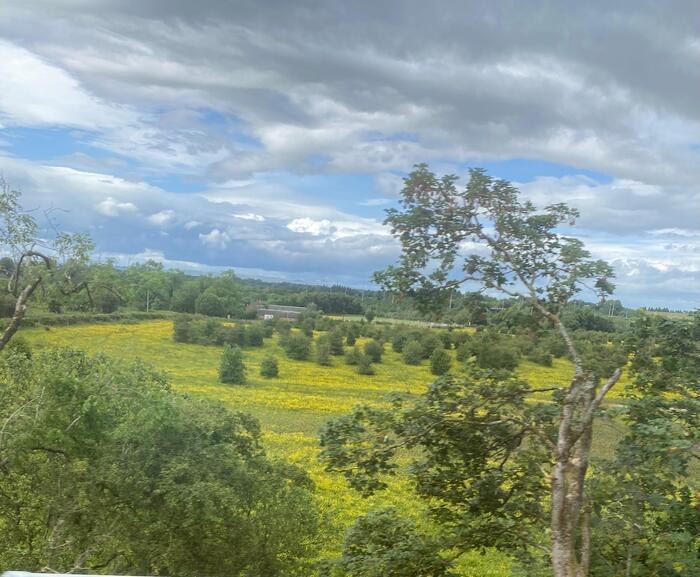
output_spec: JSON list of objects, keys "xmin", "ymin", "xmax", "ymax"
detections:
[{"xmin": 20, "ymin": 319, "xmax": 628, "ymax": 575}]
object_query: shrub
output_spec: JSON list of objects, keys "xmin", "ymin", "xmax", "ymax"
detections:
[
  {"xmin": 391, "ymin": 331, "xmax": 409, "ymax": 353},
  {"xmin": 315, "ymin": 338, "xmax": 332, "ymax": 366},
  {"xmin": 527, "ymin": 348, "xmax": 553, "ymax": 367},
  {"xmin": 283, "ymin": 332, "xmax": 312, "ymax": 361},
  {"xmin": 300, "ymin": 318, "xmax": 316, "ymax": 337},
  {"xmin": 173, "ymin": 315, "xmax": 191, "ymax": 343},
  {"xmin": 420, "ymin": 333, "xmax": 442, "ymax": 359},
  {"xmin": 455, "ymin": 342, "xmax": 474, "ymax": 362},
  {"xmin": 439, "ymin": 331, "xmax": 454, "ymax": 349},
  {"xmin": 363, "ymin": 339, "xmax": 384, "ymax": 363},
  {"xmin": 430, "ymin": 348, "xmax": 452, "ymax": 375},
  {"xmin": 345, "ymin": 346, "xmax": 361, "ymax": 365},
  {"xmin": 2, "ymin": 335, "xmax": 32, "ymax": 358},
  {"xmin": 329, "ymin": 329, "xmax": 345, "ymax": 355},
  {"xmin": 476, "ymin": 343, "xmax": 519, "ymax": 371},
  {"xmin": 245, "ymin": 324, "xmax": 265, "ymax": 347},
  {"xmin": 402, "ymin": 340, "xmax": 424, "ymax": 365},
  {"xmin": 260, "ymin": 356, "xmax": 279, "ymax": 378},
  {"xmin": 356, "ymin": 353, "xmax": 375, "ymax": 375},
  {"xmin": 219, "ymin": 345, "xmax": 246, "ymax": 385}
]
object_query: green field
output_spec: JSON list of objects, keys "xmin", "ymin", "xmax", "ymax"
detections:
[{"xmin": 20, "ymin": 319, "xmax": 623, "ymax": 575}]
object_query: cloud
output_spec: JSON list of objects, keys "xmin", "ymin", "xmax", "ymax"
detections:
[
  {"xmin": 96, "ymin": 197, "xmax": 138, "ymax": 216},
  {"xmin": 147, "ymin": 209, "xmax": 176, "ymax": 226},
  {"xmin": 199, "ymin": 228, "xmax": 231, "ymax": 249}
]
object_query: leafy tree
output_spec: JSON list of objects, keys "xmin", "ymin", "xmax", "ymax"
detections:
[
  {"xmin": 219, "ymin": 344, "xmax": 246, "ymax": 384},
  {"xmin": 316, "ymin": 337, "xmax": 332, "ymax": 366},
  {"xmin": 402, "ymin": 340, "xmax": 424, "ymax": 365},
  {"xmin": 283, "ymin": 332, "xmax": 312, "ymax": 361},
  {"xmin": 323, "ymin": 508, "xmax": 452, "ymax": 577},
  {"xmin": 345, "ymin": 346, "xmax": 362, "ymax": 366},
  {"xmin": 195, "ymin": 288, "xmax": 227, "ymax": 317},
  {"xmin": 0, "ymin": 348, "xmax": 321, "ymax": 576},
  {"xmin": 420, "ymin": 333, "xmax": 443, "ymax": 359},
  {"xmin": 0, "ymin": 179, "xmax": 94, "ymax": 351},
  {"xmin": 173, "ymin": 315, "xmax": 192, "ymax": 342},
  {"xmin": 171, "ymin": 280, "xmax": 200, "ymax": 313},
  {"xmin": 356, "ymin": 354, "xmax": 374, "ymax": 375},
  {"xmin": 245, "ymin": 324, "xmax": 265, "ymax": 347},
  {"xmin": 363, "ymin": 340, "xmax": 384, "ymax": 363},
  {"xmin": 364, "ymin": 310, "xmax": 376, "ymax": 323},
  {"xmin": 329, "ymin": 328, "xmax": 346, "ymax": 355},
  {"xmin": 260, "ymin": 355, "xmax": 279, "ymax": 378},
  {"xmin": 430, "ymin": 348, "xmax": 451, "ymax": 375},
  {"xmin": 353, "ymin": 164, "xmax": 624, "ymax": 577}
]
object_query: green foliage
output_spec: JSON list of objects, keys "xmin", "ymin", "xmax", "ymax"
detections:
[
  {"xmin": 283, "ymin": 332, "xmax": 312, "ymax": 361},
  {"xmin": 363, "ymin": 340, "xmax": 384, "ymax": 363},
  {"xmin": 329, "ymin": 328, "xmax": 346, "ymax": 355},
  {"xmin": 430, "ymin": 348, "xmax": 451, "ymax": 375},
  {"xmin": 316, "ymin": 337, "xmax": 333, "ymax": 366},
  {"xmin": 402, "ymin": 340, "xmax": 424, "ymax": 365},
  {"xmin": 173, "ymin": 315, "xmax": 192, "ymax": 342},
  {"xmin": 420, "ymin": 333, "xmax": 443, "ymax": 359},
  {"xmin": 219, "ymin": 344, "xmax": 247, "ymax": 384},
  {"xmin": 345, "ymin": 346, "xmax": 361, "ymax": 366},
  {"xmin": 260, "ymin": 355, "xmax": 279, "ymax": 378},
  {"xmin": 326, "ymin": 508, "xmax": 452, "ymax": 577},
  {"xmin": 455, "ymin": 341, "xmax": 473, "ymax": 362},
  {"xmin": 356, "ymin": 354, "xmax": 375, "ymax": 375},
  {"xmin": 562, "ymin": 307, "xmax": 615, "ymax": 332},
  {"xmin": 0, "ymin": 348, "xmax": 320, "ymax": 575},
  {"xmin": 364, "ymin": 310, "xmax": 376, "ymax": 323}
]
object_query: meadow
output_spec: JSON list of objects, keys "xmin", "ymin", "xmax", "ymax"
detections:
[{"xmin": 21, "ymin": 319, "xmax": 624, "ymax": 575}]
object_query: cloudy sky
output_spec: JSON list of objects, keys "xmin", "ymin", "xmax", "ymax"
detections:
[{"xmin": 0, "ymin": 1, "xmax": 698, "ymax": 308}]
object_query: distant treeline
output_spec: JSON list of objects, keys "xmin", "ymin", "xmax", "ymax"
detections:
[{"xmin": 1, "ymin": 257, "xmax": 634, "ymax": 329}]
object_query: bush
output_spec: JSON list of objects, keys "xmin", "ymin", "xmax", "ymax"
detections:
[
  {"xmin": 219, "ymin": 345, "xmax": 246, "ymax": 384},
  {"xmin": 245, "ymin": 324, "xmax": 265, "ymax": 347},
  {"xmin": 356, "ymin": 353, "xmax": 375, "ymax": 375},
  {"xmin": 420, "ymin": 333, "xmax": 442, "ymax": 359},
  {"xmin": 2, "ymin": 335, "xmax": 32, "ymax": 358},
  {"xmin": 173, "ymin": 315, "xmax": 191, "ymax": 343},
  {"xmin": 328, "ymin": 329, "xmax": 345, "ymax": 355},
  {"xmin": 455, "ymin": 342, "xmax": 474, "ymax": 362},
  {"xmin": 345, "ymin": 346, "xmax": 361, "ymax": 365},
  {"xmin": 430, "ymin": 348, "xmax": 452, "ymax": 375},
  {"xmin": 363, "ymin": 339, "xmax": 384, "ymax": 363},
  {"xmin": 391, "ymin": 331, "xmax": 409, "ymax": 353},
  {"xmin": 315, "ymin": 338, "xmax": 332, "ymax": 366},
  {"xmin": 283, "ymin": 332, "xmax": 312, "ymax": 361},
  {"xmin": 527, "ymin": 348, "xmax": 553, "ymax": 367},
  {"xmin": 402, "ymin": 340, "xmax": 424, "ymax": 365},
  {"xmin": 260, "ymin": 355, "xmax": 279, "ymax": 378},
  {"xmin": 477, "ymin": 343, "xmax": 519, "ymax": 371},
  {"xmin": 299, "ymin": 317, "xmax": 316, "ymax": 337}
]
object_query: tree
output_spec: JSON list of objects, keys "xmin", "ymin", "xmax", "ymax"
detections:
[
  {"xmin": 402, "ymin": 340, "xmax": 424, "ymax": 365},
  {"xmin": 329, "ymin": 328, "xmax": 346, "ymax": 355},
  {"xmin": 260, "ymin": 355, "xmax": 279, "ymax": 378},
  {"xmin": 364, "ymin": 310, "xmax": 376, "ymax": 323},
  {"xmin": 363, "ymin": 340, "xmax": 384, "ymax": 363},
  {"xmin": 316, "ymin": 337, "xmax": 332, "ymax": 366},
  {"xmin": 430, "ymin": 348, "xmax": 451, "ymax": 375},
  {"xmin": 356, "ymin": 353, "xmax": 374, "ymax": 375},
  {"xmin": 0, "ymin": 179, "xmax": 94, "ymax": 351},
  {"xmin": 322, "ymin": 508, "xmax": 452, "ymax": 577},
  {"xmin": 338, "ymin": 165, "xmax": 621, "ymax": 577},
  {"xmin": 0, "ymin": 348, "xmax": 320, "ymax": 575},
  {"xmin": 219, "ymin": 344, "xmax": 246, "ymax": 384},
  {"xmin": 283, "ymin": 332, "xmax": 312, "ymax": 361}
]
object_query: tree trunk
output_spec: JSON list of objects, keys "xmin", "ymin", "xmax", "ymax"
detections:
[{"xmin": 0, "ymin": 277, "xmax": 41, "ymax": 352}]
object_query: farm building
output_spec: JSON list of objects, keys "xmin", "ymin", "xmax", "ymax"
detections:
[{"xmin": 255, "ymin": 304, "xmax": 307, "ymax": 321}]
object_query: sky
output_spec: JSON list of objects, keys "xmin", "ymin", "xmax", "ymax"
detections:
[{"xmin": 0, "ymin": 0, "xmax": 698, "ymax": 309}]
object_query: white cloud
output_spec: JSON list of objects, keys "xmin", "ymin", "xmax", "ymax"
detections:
[
  {"xmin": 95, "ymin": 196, "xmax": 138, "ymax": 216},
  {"xmin": 233, "ymin": 212, "xmax": 265, "ymax": 221},
  {"xmin": 199, "ymin": 228, "xmax": 231, "ymax": 249},
  {"xmin": 147, "ymin": 209, "xmax": 175, "ymax": 226}
]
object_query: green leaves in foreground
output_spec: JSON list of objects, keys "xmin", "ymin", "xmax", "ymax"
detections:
[{"xmin": 0, "ymin": 348, "xmax": 320, "ymax": 576}]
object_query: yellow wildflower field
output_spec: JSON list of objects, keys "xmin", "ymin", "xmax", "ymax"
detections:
[{"xmin": 21, "ymin": 319, "xmax": 625, "ymax": 575}]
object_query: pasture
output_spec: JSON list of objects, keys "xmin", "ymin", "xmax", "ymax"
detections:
[{"xmin": 20, "ymin": 319, "xmax": 623, "ymax": 575}]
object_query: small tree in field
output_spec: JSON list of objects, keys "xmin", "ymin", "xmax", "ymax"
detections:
[
  {"xmin": 315, "ymin": 338, "xmax": 332, "ymax": 366},
  {"xmin": 363, "ymin": 339, "xmax": 384, "ymax": 363},
  {"xmin": 430, "ymin": 348, "xmax": 451, "ymax": 375},
  {"xmin": 322, "ymin": 165, "xmax": 626, "ymax": 577},
  {"xmin": 219, "ymin": 345, "xmax": 246, "ymax": 385},
  {"xmin": 260, "ymin": 355, "xmax": 279, "ymax": 378}
]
